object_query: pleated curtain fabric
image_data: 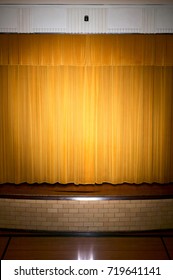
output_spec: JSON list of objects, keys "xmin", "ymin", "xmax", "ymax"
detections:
[{"xmin": 0, "ymin": 34, "xmax": 173, "ymax": 184}]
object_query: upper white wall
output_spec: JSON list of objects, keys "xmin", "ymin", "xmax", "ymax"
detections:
[{"xmin": 0, "ymin": 4, "xmax": 173, "ymax": 33}]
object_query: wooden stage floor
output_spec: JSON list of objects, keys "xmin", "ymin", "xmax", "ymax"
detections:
[{"xmin": 0, "ymin": 183, "xmax": 173, "ymax": 200}]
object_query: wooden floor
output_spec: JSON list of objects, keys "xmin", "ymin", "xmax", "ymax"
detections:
[
  {"xmin": 1, "ymin": 231, "xmax": 173, "ymax": 260},
  {"xmin": 1, "ymin": 183, "xmax": 173, "ymax": 199}
]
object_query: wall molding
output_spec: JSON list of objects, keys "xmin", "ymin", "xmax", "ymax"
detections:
[{"xmin": 0, "ymin": 4, "xmax": 173, "ymax": 33}]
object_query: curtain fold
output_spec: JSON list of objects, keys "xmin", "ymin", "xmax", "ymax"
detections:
[{"xmin": 0, "ymin": 34, "xmax": 173, "ymax": 184}]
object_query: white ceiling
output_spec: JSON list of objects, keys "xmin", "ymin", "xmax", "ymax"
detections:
[{"xmin": 0, "ymin": 0, "xmax": 173, "ymax": 5}]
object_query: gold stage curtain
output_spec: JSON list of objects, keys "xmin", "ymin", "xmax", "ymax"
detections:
[{"xmin": 0, "ymin": 34, "xmax": 173, "ymax": 184}]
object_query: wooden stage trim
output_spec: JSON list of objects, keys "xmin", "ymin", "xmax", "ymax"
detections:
[{"xmin": 0, "ymin": 183, "xmax": 173, "ymax": 200}]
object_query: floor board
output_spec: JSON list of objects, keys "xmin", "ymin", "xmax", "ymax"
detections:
[
  {"xmin": 3, "ymin": 236, "xmax": 169, "ymax": 260},
  {"xmin": 0, "ymin": 237, "xmax": 9, "ymax": 259},
  {"xmin": 4, "ymin": 250, "xmax": 169, "ymax": 260},
  {"xmin": 1, "ymin": 183, "xmax": 173, "ymax": 199},
  {"xmin": 163, "ymin": 237, "xmax": 173, "ymax": 259}
]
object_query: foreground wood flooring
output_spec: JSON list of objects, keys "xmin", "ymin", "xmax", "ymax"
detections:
[{"xmin": 1, "ymin": 233, "xmax": 173, "ymax": 260}]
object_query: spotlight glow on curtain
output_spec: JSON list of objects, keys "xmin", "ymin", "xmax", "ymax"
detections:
[{"xmin": 0, "ymin": 34, "xmax": 173, "ymax": 184}]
